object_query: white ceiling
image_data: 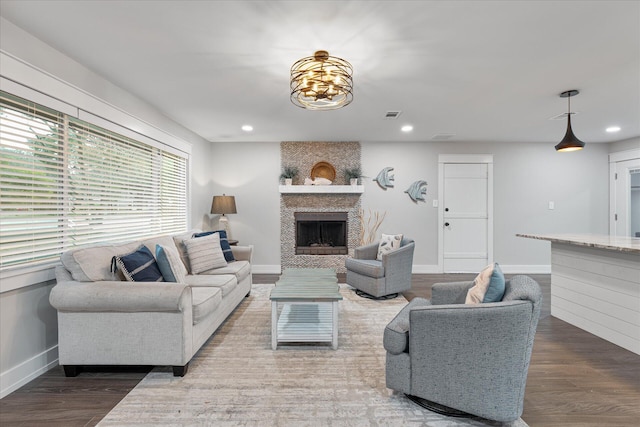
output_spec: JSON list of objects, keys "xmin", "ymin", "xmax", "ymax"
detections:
[{"xmin": 1, "ymin": 0, "xmax": 639, "ymax": 145}]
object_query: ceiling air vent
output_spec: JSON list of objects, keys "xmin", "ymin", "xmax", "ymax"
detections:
[
  {"xmin": 384, "ymin": 111, "xmax": 402, "ymax": 119},
  {"xmin": 431, "ymin": 133, "xmax": 456, "ymax": 140}
]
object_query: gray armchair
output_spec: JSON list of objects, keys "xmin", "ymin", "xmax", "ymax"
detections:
[
  {"xmin": 384, "ymin": 275, "xmax": 542, "ymax": 422},
  {"xmin": 345, "ymin": 237, "xmax": 415, "ymax": 298}
]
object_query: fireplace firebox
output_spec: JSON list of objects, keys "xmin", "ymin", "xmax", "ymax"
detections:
[{"xmin": 295, "ymin": 212, "xmax": 348, "ymax": 255}]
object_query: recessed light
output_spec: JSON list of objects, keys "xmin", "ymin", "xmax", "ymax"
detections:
[
  {"xmin": 606, "ymin": 126, "xmax": 621, "ymax": 133},
  {"xmin": 401, "ymin": 125, "xmax": 413, "ymax": 133},
  {"xmin": 241, "ymin": 125, "xmax": 253, "ymax": 132}
]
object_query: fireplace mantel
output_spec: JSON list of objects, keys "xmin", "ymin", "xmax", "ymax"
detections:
[{"xmin": 279, "ymin": 185, "xmax": 364, "ymax": 194}]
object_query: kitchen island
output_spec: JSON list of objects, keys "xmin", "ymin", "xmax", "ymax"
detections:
[{"xmin": 517, "ymin": 233, "xmax": 639, "ymax": 355}]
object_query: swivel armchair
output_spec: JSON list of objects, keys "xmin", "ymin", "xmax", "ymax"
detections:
[
  {"xmin": 384, "ymin": 275, "xmax": 542, "ymax": 422},
  {"xmin": 345, "ymin": 237, "xmax": 415, "ymax": 298}
]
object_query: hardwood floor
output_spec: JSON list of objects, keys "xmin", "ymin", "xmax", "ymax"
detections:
[{"xmin": 1, "ymin": 274, "xmax": 638, "ymax": 426}]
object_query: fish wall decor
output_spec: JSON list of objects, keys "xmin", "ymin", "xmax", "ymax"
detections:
[
  {"xmin": 405, "ymin": 180, "xmax": 427, "ymax": 202},
  {"xmin": 373, "ymin": 167, "xmax": 395, "ymax": 189}
]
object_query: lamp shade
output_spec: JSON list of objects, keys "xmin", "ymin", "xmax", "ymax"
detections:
[
  {"xmin": 211, "ymin": 195, "xmax": 237, "ymax": 215},
  {"xmin": 555, "ymin": 89, "xmax": 585, "ymax": 152},
  {"xmin": 555, "ymin": 114, "xmax": 585, "ymax": 152}
]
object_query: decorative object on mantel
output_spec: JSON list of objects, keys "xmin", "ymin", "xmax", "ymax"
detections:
[
  {"xmin": 290, "ymin": 50, "xmax": 353, "ymax": 110},
  {"xmin": 373, "ymin": 167, "xmax": 395, "ymax": 189},
  {"xmin": 405, "ymin": 180, "xmax": 427, "ymax": 202},
  {"xmin": 279, "ymin": 166, "xmax": 299, "ymax": 185},
  {"xmin": 304, "ymin": 177, "xmax": 332, "ymax": 185},
  {"xmin": 344, "ymin": 167, "xmax": 362, "ymax": 186},
  {"xmin": 310, "ymin": 161, "xmax": 337, "ymax": 182},
  {"xmin": 555, "ymin": 89, "xmax": 586, "ymax": 152},
  {"xmin": 210, "ymin": 194, "xmax": 237, "ymax": 237},
  {"xmin": 358, "ymin": 208, "xmax": 386, "ymax": 246}
]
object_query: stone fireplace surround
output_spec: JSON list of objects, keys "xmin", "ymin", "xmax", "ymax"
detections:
[{"xmin": 280, "ymin": 141, "xmax": 361, "ymax": 272}]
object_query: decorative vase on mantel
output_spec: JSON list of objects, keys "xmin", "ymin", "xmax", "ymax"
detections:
[
  {"xmin": 280, "ymin": 166, "xmax": 299, "ymax": 186},
  {"xmin": 344, "ymin": 167, "xmax": 362, "ymax": 187}
]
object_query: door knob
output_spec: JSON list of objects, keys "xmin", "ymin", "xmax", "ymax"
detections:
[
  {"xmin": 445, "ymin": 208, "xmax": 449, "ymax": 212},
  {"xmin": 444, "ymin": 222, "xmax": 450, "ymax": 227}
]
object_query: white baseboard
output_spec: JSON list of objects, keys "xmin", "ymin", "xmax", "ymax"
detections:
[
  {"xmin": 411, "ymin": 265, "xmax": 440, "ymax": 274},
  {"xmin": 1, "ymin": 345, "xmax": 58, "ymax": 399},
  {"xmin": 500, "ymin": 265, "xmax": 551, "ymax": 275},
  {"xmin": 253, "ymin": 264, "xmax": 551, "ymax": 275},
  {"xmin": 251, "ymin": 265, "xmax": 282, "ymax": 275}
]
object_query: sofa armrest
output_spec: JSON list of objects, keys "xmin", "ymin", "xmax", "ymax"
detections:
[
  {"xmin": 50, "ymin": 280, "xmax": 191, "ymax": 313},
  {"xmin": 231, "ymin": 245, "xmax": 253, "ymax": 262},
  {"xmin": 431, "ymin": 281, "xmax": 474, "ymax": 305},
  {"xmin": 354, "ymin": 242, "xmax": 379, "ymax": 260}
]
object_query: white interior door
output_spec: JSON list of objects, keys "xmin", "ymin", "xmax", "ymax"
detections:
[
  {"xmin": 438, "ymin": 155, "xmax": 493, "ymax": 273},
  {"xmin": 610, "ymin": 152, "xmax": 640, "ymax": 237}
]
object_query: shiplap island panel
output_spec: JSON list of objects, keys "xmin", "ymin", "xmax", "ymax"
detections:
[{"xmin": 518, "ymin": 234, "xmax": 640, "ymax": 355}]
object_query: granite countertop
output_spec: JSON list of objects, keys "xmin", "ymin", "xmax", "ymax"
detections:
[{"xmin": 516, "ymin": 233, "xmax": 640, "ymax": 253}]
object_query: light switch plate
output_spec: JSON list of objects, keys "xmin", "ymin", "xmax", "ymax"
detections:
[{"xmin": 432, "ymin": 199, "xmax": 438, "ymax": 208}]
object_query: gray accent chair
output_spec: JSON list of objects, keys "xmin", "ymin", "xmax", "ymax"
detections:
[
  {"xmin": 345, "ymin": 238, "xmax": 415, "ymax": 298},
  {"xmin": 384, "ymin": 275, "xmax": 542, "ymax": 422}
]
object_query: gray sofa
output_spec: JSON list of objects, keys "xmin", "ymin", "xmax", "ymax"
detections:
[
  {"xmin": 49, "ymin": 229, "xmax": 252, "ymax": 377},
  {"xmin": 384, "ymin": 275, "xmax": 542, "ymax": 422}
]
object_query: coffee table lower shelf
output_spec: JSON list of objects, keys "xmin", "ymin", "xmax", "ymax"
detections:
[{"xmin": 271, "ymin": 301, "xmax": 339, "ymax": 350}]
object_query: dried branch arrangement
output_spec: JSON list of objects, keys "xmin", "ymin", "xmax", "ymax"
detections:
[{"xmin": 358, "ymin": 208, "xmax": 386, "ymax": 246}]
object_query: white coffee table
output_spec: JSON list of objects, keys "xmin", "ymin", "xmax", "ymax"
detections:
[{"xmin": 269, "ymin": 268, "xmax": 342, "ymax": 350}]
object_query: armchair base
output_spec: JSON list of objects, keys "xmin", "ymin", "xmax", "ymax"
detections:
[
  {"xmin": 354, "ymin": 289, "xmax": 399, "ymax": 300},
  {"xmin": 405, "ymin": 394, "xmax": 471, "ymax": 418}
]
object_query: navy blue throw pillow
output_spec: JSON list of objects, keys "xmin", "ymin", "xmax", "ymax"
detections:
[
  {"xmin": 193, "ymin": 230, "xmax": 235, "ymax": 262},
  {"xmin": 112, "ymin": 245, "xmax": 164, "ymax": 282}
]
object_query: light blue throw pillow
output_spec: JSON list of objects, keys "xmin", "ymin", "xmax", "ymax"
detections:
[
  {"xmin": 155, "ymin": 244, "xmax": 187, "ymax": 282},
  {"xmin": 482, "ymin": 262, "xmax": 505, "ymax": 303}
]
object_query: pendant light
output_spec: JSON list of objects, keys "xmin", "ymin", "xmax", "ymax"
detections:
[{"xmin": 555, "ymin": 89, "xmax": 585, "ymax": 152}]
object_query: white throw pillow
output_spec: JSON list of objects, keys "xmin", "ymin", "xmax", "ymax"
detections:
[
  {"xmin": 183, "ymin": 232, "xmax": 227, "ymax": 274},
  {"xmin": 377, "ymin": 233, "xmax": 403, "ymax": 260}
]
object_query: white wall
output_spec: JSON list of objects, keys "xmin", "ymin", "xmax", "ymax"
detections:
[
  {"xmin": 0, "ymin": 18, "xmax": 212, "ymax": 397},
  {"xmin": 363, "ymin": 140, "xmax": 611, "ymax": 269},
  {"xmin": 213, "ymin": 140, "xmax": 610, "ymax": 273},
  {"xmin": 205, "ymin": 141, "xmax": 282, "ymax": 272}
]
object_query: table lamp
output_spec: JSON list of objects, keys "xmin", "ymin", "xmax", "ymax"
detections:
[{"xmin": 211, "ymin": 194, "xmax": 237, "ymax": 237}]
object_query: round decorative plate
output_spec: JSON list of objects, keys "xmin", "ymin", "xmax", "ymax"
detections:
[{"xmin": 310, "ymin": 161, "xmax": 336, "ymax": 181}]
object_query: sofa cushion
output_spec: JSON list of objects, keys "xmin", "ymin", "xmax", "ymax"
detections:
[
  {"xmin": 377, "ymin": 233, "xmax": 403, "ymax": 260},
  {"xmin": 200, "ymin": 260, "xmax": 251, "ymax": 283},
  {"xmin": 465, "ymin": 262, "xmax": 506, "ymax": 304},
  {"xmin": 141, "ymin": 235, "xmax": 177, "ymax": 255},
  {"xmin": 113, "ymin": 245, "xmax": 164, "ymax": 282},
  {"xmin": 194, "ymin": 230, "xmax": 235, "ymax": 262},
  {"xmin": 61, "ymin": 241, "xmax": 140, "ymax": 282},
  {"xmin": 345, "ymin": 258, "xmax": 385, "ymax": 278},
  {"xmin": 185, "ymin": 274, "xmax": 238, "ymax": 297},
  {"xmin": 384, "ymin": 297, "xmax": 431, "ymax": 354},
  {"xmin": 191, "ymin": 287, "xmax": 222, "ymax": 325},
  {"xmin": 183, "ymin": 233, "xmax": 228, "ymax": 274},
  {"xmin": 156, "ymin": 244, "xmax": 187, "ymax": 283}
]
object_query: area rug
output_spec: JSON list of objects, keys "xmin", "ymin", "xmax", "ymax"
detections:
[{"xmin": 98, "ymin": 284, "xmax": 527, "ymax": 427}]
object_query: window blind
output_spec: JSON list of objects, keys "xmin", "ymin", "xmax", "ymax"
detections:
[{"xmin": 0, "ymin": 91, "xmax": 188, "ymax": 270}]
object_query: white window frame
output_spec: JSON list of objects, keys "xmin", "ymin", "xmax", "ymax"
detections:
[{"xmin": 0, "ymin": 62, "xmax": 192, "ymax": 292}]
